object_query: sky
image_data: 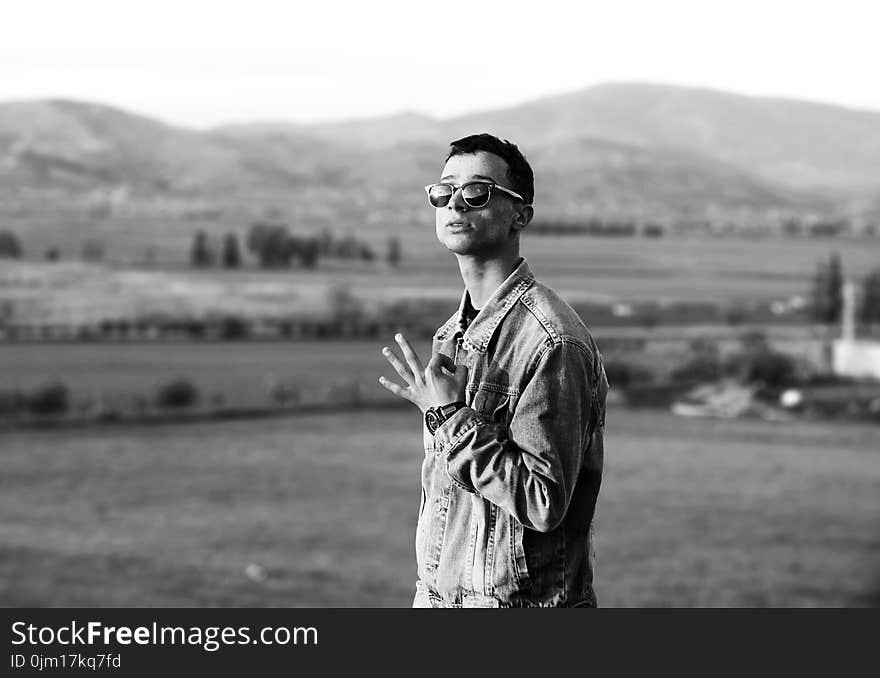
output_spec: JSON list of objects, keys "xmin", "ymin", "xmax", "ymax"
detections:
[{"xmin": 1, "ymin": 0, "xmax": 878, "ymax": 128}]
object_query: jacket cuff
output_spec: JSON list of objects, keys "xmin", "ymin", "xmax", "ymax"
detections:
[{"xmin": 432, "ymin": 406, "xmax": 485, "ymax": 493}]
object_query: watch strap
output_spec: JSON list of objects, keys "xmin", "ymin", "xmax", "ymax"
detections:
[
  {"xmin": 438, "ymin": 400, "xmax": 467, "ymax": 418},
  {"xmin": 426, "ymin": 400, "xmax": 467, "ymax": 435}
]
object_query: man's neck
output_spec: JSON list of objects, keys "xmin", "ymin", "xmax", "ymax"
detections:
[{"xmin": 456, "ymin": 251, "xmax": 522, "ymax": 310}]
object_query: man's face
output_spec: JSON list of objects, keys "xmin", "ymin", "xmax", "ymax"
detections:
[{"xmin": 434, "ymin": 151, "xmax": 527, "ymax": 257}]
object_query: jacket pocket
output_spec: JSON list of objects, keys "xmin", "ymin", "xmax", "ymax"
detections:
[{"xmin": 470, "ymin": 387, "xmax": 512, "ymax": 436}]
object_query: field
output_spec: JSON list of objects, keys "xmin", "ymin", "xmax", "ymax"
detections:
[
  {"xmin": 2, "ymin": 232, "xmax": 879, "ymax": 607},
  {"xmin": 3, "ymin": 235, "xmax": 880, "ymax": 329},
  {"xmin": 1, "ymin": 408, "xmax": 877, "ymax": 607},
  {"xmin": 0, "ymin": 341, "xmax": 408, "ymax": 410}
]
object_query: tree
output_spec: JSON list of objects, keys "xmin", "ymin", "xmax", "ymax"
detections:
[
  {"xmin": 360, "ymin": 243, "xmax": 376, "ymax": 262},
  {"xmin": 222, "ymin": 233, "xmax": 241, "ymax": 269},
  {"xmin": 316, "ymin": 228, "xmax": 334, "ymax": 255},
  {"xmin": 387, "ymin": 236, "xmax": 402, "ymax": 267},
  {"xmin": 337, "ymin": 234, "xmax": 361, "ymax": 259},
  {"xmin": 300, "ymin": 237, "xmax": 319, "ymax": 269},
  {"xmin": 45, "ymin": 246, "xmax": 60, "ymax": 262},
  {"xmin": 286, "ymin": 234, "xmax": 304, "ymax": 263},
  {"xmin": 26, "ymin": 381, "xmax": 70, "ymax": 415},
  {"xmin": 190, "ymin": 230, "xmax": 215, "ymax": 268},
  {"xmin": 327, "ymin": 283, "xmax": 364, "ymax": 324},
  {"xmin": 810, "ymin": 252, "xmax": 843, "ymax": 324},
  {"xmin": 81, "ymin": 239, "xmax": 105, "ymax": 263},
  {"xmin": 246, "ymin": 222, "xmax": 294, "ymax": 268},
  {"xmin": 155, "ymin": 378, "xmax": 200, "ymax": 409},
  {"xmin": 860, "ymin": 268, "xmax": 880, "ymax": 324},
  {"xmin": 0, "ymin": 230, "xmax": 23, "ymax": 259}
]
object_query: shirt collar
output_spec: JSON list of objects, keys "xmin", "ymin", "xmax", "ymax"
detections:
[{"xmin": 434, "ymin": 257, "xmax": 535, "ymax": 353}]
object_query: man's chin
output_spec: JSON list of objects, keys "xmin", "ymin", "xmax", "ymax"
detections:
[
  {"xmin": 437, "ymin": 231, "xmax": 511, "ymax": 258},
  {"xmin": 437, "ymin": 232, "xmax": 469, "ymax": 253},
  {"xmin": 440, "ymin": 240, "xmax": 482, "ymax": 256}
]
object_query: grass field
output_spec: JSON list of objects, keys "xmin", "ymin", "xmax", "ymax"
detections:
[
  {"xmin": 0, "ymin": 340, "xmax": 408, "ymax": 410},
  {"xmin": 3, "ymin": 235, "xmax": 880, "ymax": 329},
  {"xmin": 1, "ymin": 408, "xmax": 877, "ymax": 607}
]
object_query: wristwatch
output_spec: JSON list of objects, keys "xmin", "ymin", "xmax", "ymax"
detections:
[{"xmin": 425, "ymin": 401, "xmax": 467, "ymax": 435}]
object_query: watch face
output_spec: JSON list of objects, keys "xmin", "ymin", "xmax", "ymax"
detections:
[{"xmin": 425, "ymin": 409, "xmax": 441, "ymax": 435}]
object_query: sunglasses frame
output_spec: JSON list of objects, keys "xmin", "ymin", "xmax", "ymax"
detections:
[{"xmin": 424, "ymin": 180, "xmax": 527, "ymax": 209}]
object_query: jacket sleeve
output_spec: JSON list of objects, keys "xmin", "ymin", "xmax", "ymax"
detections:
[{"xmin": 432, "ymin": 340, "xmax": 596, "ymax": 533}]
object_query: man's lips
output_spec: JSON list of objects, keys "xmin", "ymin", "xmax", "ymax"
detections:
[{"xmin": 445, "ymin": 221, "xmax": 469, "ymax": 229}]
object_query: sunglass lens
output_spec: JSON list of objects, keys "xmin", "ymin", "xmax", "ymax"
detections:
[
  {"xmin": 461, "ymin": 183, "xmax": 491, "ymax": 207},
  {"xmin": 428, "ymin": 185, "xmax": 453, "ymax": 207}
]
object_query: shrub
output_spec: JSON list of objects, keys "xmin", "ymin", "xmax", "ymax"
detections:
[
  {"xmin": 670, "ymin": 355, "xmax": 723, "ymax": 383},
  {"xmin": 738, "ymin": 329, "xmax": 770, "ymax": 353},
  {"xmin": 736, "ymin": 350, "xmax": 798, "ymax": 388},
  {"xmin": 602, "ymin": 360, "xmax": 654, "ymax": 389},
  {"xmin": 723, "ymin": 303, "xmax": 748, "ymax": 326},
  {"xmin": 155, "ymin": 378, "xmax": 200, "ymax": 409},
  {"xmin": 0, "ymin": 230, "xmax": 23, "ymax": 258},
  {"xmin": 0, "ymin": 390, "xmax": 25, "ymax": 416},
  {"xmin": 81, "ymin": 239, "xmax": 105, "ymax": 262},
  {"xmin": 219, "ymin": 315, "xmax": 249, "ymax": 339},
  {"xmin": 26, "ymin": 381, "xmax": 70, "ymax": 415},
  {"xmin": 268, "ymin": 379, "xmax": 300, "ymax": 407}
]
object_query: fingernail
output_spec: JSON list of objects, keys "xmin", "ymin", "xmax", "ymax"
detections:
[{"xmin": 395, "ymin": 333, "xmax": 402, "ymax": 341}]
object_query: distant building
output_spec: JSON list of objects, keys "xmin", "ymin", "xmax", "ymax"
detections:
[{"xmin": 832, "ymin": 281, "xmax": 880, "ymax": 379}]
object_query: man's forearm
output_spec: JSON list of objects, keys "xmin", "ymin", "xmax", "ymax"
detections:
[
  {"xmin": 432, "ymin": 340, "xmax": 597, "ymax": 533},
  {"xmin": 433, "ymin": 407, "xmax": 583, "ymax": 533}
]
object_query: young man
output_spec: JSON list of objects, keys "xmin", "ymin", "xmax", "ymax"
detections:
[{"xmin": 379, "ymin": 134, "xmax": 608, "ymax": 608}]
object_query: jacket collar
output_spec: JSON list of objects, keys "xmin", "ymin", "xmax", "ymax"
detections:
[{"xmin": 434, "ymin": 257, "xmax": 535, "ymax": 353}]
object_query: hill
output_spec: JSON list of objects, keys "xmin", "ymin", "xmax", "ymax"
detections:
[
  {"xmin": 1, "ymin": 83, "xmax": 879, "ymax": 255},
  {"xmin": 448, "ymin": 83, "xmax": 880, "ymax": 192}
]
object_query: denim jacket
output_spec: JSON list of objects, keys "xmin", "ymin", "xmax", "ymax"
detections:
[{"xmin": 415, "ymin": 258, "xmax": 608, "ymax": 607}]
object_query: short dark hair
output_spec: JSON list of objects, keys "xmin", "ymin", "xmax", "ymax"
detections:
[{"xmin": 446, "ymin": 133, "xmax": 534, "ymax": 206}]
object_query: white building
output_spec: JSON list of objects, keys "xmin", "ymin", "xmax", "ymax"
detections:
[{"xmin": 832, "ymin": 282, "xmax": 880, "ymax": 379}]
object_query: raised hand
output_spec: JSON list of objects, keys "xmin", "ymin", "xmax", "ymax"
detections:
[{"xmin": 378, "ymin": 332, "xmax": 467, "ymax": 413}]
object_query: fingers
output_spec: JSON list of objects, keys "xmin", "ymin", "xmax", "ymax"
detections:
[
  {"xmin": 382, "ymin": 346, "xmax": 415, "ymax": 384},
  {"xmin": 377, "ymin": 376, "xmax": 415, "ymax": 404},
  {"xmin": 395, "ymin": 333, "xmax": 424, "ymax": 381},
  {"xmin": 431, "ymin": 352, "xmax": 456, "ymax": 373},
  {"xmin": 426, "ymin": 354, "xmax": 442, "ymax": 375}
]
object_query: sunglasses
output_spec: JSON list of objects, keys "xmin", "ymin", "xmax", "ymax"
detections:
[{"xmin": 424, "ymin": 181, "xmax": 526, "ymax": 209}]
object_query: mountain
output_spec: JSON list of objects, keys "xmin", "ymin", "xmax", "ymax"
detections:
[
  {"xmin": 1, "ymin": 83, "xmax": 879, "ymax": 255},
  {"xmin": 219, "ymin": 82, "xmax": 880, "ymax": 194},
  {"xmin": 0, "ymin": 99, "xmax": 350, "ymax": 195},
  {"xmin": 230, "ymin": 112, "xmax": 445, "ymax": 149},
  {"xmin": 446, "ymin": 83, "xmax": 880, "ymax": 192}
]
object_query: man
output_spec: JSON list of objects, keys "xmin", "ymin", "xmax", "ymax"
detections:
[{"xmin": 379, "ymin": 134, "xmax": 608, "ymax": 608}]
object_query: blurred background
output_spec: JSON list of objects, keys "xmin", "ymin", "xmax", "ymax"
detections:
[{"xmin": 1, "ymin": 0, "xmax": 878, "ymax": 607}]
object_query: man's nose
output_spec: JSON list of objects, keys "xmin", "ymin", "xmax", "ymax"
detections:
[{"xmin": 447, "ymin": 186, "xmax": 469, "ymax": 211}]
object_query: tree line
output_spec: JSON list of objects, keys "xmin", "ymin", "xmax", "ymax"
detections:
[
  {"xmin": 530, "ymin": 219, "xmax": 665, "ymax": 237},
  {"xmin": 191, "ymin": 223, "xmax": 403, "ymax": 269},
  {"xmin": 0, "ymin": 226, "xmax": 403, "ymax": 269}
]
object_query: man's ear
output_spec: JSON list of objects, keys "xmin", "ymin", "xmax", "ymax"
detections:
[{"xmin": 513, "ymin": 205, "xmax": 534, "ymax": 231}]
